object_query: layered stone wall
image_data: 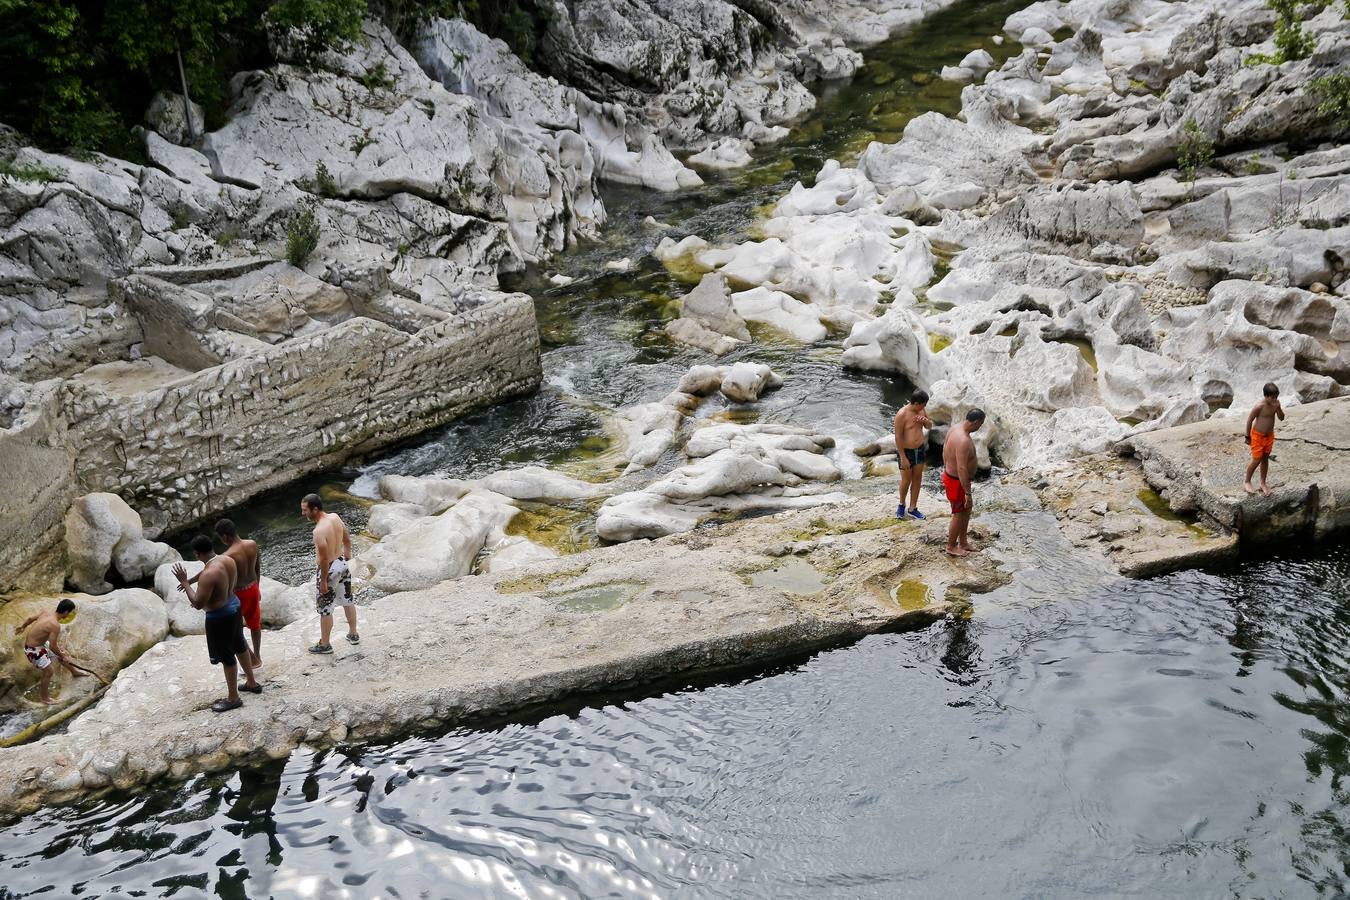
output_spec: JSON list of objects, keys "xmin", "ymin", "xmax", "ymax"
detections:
[
  {"xmin": 62, "ymin": 292, "xmax": 541, "ymax": 528},
  {"xmin": 0, "ymin": 293, "xmax": 540, "ymax": 589}
]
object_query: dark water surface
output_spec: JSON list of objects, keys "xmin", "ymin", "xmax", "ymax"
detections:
[{"xmin": 2, "ymin": 539, "xmax": 1347, "ymax": 897}]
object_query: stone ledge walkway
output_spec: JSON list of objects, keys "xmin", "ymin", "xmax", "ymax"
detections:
[
  {"xmin": 1125, "ymin": 396, "xmax": 1350, "ymax": 543},
  {"xmin": 0, "ymin": 496, "xmax": 1003, "ymax": 818}
]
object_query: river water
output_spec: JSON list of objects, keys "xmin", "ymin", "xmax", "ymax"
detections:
[
  {"xmin": 7, "ymin": 3, "xmax": 1349, "ymax": 897},
  {"xmin": 2, "ymin": 537, "xmax": 1348, "ymax": 897}
]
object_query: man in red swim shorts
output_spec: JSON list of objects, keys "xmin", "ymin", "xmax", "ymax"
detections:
[
  {"xmin": 941, "ymin": 408, "xmax": 986, "ymax": 557},
  {"xmin": 216, "ymin": 518, "xmax": 264, "ymax": 668}
]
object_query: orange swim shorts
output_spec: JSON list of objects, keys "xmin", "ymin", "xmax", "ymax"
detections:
[{"xmin": 1250, "ymin": 428, "xmax": 1274, "ymax": 459}]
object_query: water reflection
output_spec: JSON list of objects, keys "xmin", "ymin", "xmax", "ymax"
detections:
[{"xmin": 3, "ymin": 547, "xmax": 1348, "ymax": 897}]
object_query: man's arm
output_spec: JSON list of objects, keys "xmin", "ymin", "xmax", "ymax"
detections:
[
  {"xmin": 342, "ymin": 523, "xmax": 353, "ymax": 562},
  {"xmin": 175, "ymin": 563, "xmax": 209, "ymax": 609},
  {"xmin": 959, "ymin": 441, "xmax": 976, "ymax": 511},
  {"xmin": 316, "ymin": 532, "xmax": 332, "ymax": 593},
  {"xmin": 1244, "ymin": 403, "xmax": 1259, "ymax": 442},
  {"xmin": 251, "ymin": 542, "xmax": 262, "ymax": 585},
  {"xmin": 13, "ymin": 614, "xmax": 38, "ymax": 636},
  {"xmin": 1276, "ymin": 400, "xmax": 1286, "ymax": 421}
]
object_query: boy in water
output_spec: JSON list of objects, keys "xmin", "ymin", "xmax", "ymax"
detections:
[
  {"xmin": 1243, "ymin": 382, "xmax": 1285, "ymax": 496},
  {"xmin": 893, "ymin": 390, "xmax": 933, "ymax": 519},
  {"xmin": 13, "ymin": 599, "xmax": 87, "ymax": 704}
]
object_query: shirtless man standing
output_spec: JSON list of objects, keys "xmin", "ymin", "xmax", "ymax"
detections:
[
  {"xmin": 216, "ymin": 518, "xmax": 263, "ymax": 668},
  {"xmin": 941, "ymin": 408, "xmax": 986, "ymax": 558},
  {"xmin": 894, "ymin": 389, "xmax": 933, "ymax": 520},
  {"xmin": 14, "ymin": 599, "xmax": 86, "ymax": 704},
  {"xmin": 302, "ymin": 493, "xmax": 357, "ymax": 654},
  {"xmin": 173, "ymin": 535, "xmax": 260, "ymax": 712}
]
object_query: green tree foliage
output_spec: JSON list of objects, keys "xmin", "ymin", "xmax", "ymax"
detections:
[
  {"xmin": 265, "ymin": 0, "xmax": 367, "ymax": 62},
  {"xmin": 1310, "ymin": 72, "xmax": 1350, "ymax": 130},
  {"xmin": 0, "ymin": 0, "xmax": 366, "ymax": 153}
]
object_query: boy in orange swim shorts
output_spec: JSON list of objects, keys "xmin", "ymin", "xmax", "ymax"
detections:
[{"xmin": 1243, "ymin": 382, "xmax": 1284, "ymax": 497}]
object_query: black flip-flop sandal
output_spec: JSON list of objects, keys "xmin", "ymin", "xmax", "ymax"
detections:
[
  {"xmin": 212, "ymin": 698, "xmax": 243, "ymax": 713},
  {"xmin": 240, "ymin": 683, "xmax": 263, "ymax": 694}
]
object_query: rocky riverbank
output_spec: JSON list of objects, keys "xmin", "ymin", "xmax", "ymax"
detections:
[
  {"xmin": 657, "ymin": 0, "xmax": 1348, "ymax": 471},
  {"xmin": 0, "ymin": 0, "xmax": 961, "ymax": 591}
]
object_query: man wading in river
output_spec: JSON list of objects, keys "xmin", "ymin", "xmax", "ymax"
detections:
[
  {"xmin": 174, "ymin": 536, "xmax": 261, "ymax": 712},
  {"xmin": 216, "ymin": 518, "xmax": 264, "ymax": 668},
  {"xmin": 941, "ymin": 408, "xmax": 985, "ymax": 558},
  {"xmin": 894, "ymin": 389, "xmax": 933, "ymax": 520},
  {"xmin": 302, "ymin": 493, "xmax": 357, "ymax": 654}
]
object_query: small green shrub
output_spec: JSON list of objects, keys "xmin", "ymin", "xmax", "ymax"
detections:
[
  {"xmin": 1246, "ymin": 153, "xmax": 1265, "ymax": 175},
  {"xmin": 357, "ymin": 61, "xmax": 394, "ymax": 92},
  {"xmin": 1177, "ymin": 120, "xmax": 1215, "ymax": 184},
  {"xmin": 1246, "ymin": 0, "xmax": 1316, "ymax": 64},
  {"xmin": 285, "ymin": 206, "xmax": 321, "ymax": 267},
  {"xmin": 1310, "ymin": 72, "xmax": 1350, "ymax": 130},
  {"xmin": 0, "ymin": 158, "xmax": 67, "ymax": 184},
  {"xmin": 311, "ymin": 160, "xmax": 337, "ymax": 198}
]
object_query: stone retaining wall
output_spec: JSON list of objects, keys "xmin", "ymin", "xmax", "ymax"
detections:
[{"xmin": 0, "ymin": 294, "xmax": 541, "ymax": 588}]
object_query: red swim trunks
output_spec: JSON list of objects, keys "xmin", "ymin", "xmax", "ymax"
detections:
[
  {"xmin": 236, "ymin": 581, "xmax": 262, "ymax": 631},
  {"xmin": 942, "ymin": 470, "xmax": 968, "ymax": 513},
  {"xmin": 1250, "ymin": 428, "xmax": 1274, "ymax": 460}
]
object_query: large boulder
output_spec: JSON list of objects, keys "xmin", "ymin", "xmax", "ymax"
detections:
[
  {"xmin": 64, "ymin": 494, "xmax": 180, "ymax": 594},
  {"xmin": 0, "ymin": 589, "xmax": 168, "ymax": 709},
  {"xmin": 359, "ymin": 490, "xmax": 517, "ymax": 592}
]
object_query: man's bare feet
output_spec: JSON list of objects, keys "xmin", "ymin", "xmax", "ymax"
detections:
[
  {"xmin": 960, "ymin": 544, "xmax": 982, "ymax": 554},
  {"xmin": 1243, "ymin": 481, "xmax": 1255, "ymax": 495},
  {"xmin": 1260, "ymin": 483, "xmax": 1272, "ymax": 496},
  {"xmin": 38, "ymin": 697, "xmax": 55, "ymax": 705},
  {"xmin": 252, "ymin": 653, "xmax": 262, "ymax": 669},
  {"xmin": 945, "ymin": 546, "xmax": 970, "ymax": 557}
]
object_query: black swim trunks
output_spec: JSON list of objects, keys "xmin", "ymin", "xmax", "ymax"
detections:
[
  {"xmin": 901, "ymin": 447, "xmax": 925, "ymax": 467},
  {"xmin": 205, "ymin": 596, "xmax": 247, "ymax": 666}
]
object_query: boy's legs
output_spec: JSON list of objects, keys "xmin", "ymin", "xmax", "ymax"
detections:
[
  {"xmin": 37, "ymin": 667, "xmax": 53, "ymax": 704},
  {"xmin": 898, "ymin": 466, "xmax": 912, "ymax": 512},
  {"xmin": 1244, "ymin": 457, "xmax": 1260, "ymax": 492},
  {"xmin": 1260, "ymin": 454, "xmax": 1271, "ymax": 493},
  {"xmin": 342, "ymin": 604, "xmax": 358, "ymax": 639},
  {"xmin": 908, "ymin": 463, "xmax": 925, "ymax": 511},
  {"xmin": 319, "ymin": 613, "xmax": 334, "ymax": 647}
]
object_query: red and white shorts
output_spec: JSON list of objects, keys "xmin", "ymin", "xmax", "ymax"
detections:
[{"xmin": 25, "ymin": 644, "xmax": 53, "ymax": 670}]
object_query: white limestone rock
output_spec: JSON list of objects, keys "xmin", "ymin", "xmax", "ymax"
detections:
[
  {"xmin": 65, "ymin": 494, "xmax": 180, "ymax": 594},
  {"xmin": 729, "ymin": 286, "xmax": 827, "ymax": 342},
  {"xmin": 360, "ymin": 490, "xmax": 518, "ymax": 592},
  {"xmin": 475, "ymin": 466, "xmax": 606, "ymax": 501},
  {"xmin": 688, "ymin": 138, "xmax": 755, "ymax": 170},
  {"xmin": 718, "ymin": 362, "xmax": 785, "ymax": 402}
]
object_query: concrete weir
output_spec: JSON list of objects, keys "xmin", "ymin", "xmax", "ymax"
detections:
[{"xmin": 1124, "ymin": 397, "xmax": 1350, "ymax": 544}]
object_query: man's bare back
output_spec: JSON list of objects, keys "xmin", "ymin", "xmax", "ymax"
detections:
[
  {"xmin": 20, "ymin": 611, "xmax": 60, "ymax": 650},
  {"xmin": 315, "ymin": 514, "xmax": 349, "ymax": 563},
  {"xmin": 194, "ymin": 555, "xmax": 238, "ymax": 613},
  {"xmin": 942, "ymin": 426, "xmax": 976, "ymax": 480},
  {"xmin": 222, "ymin": 539, "xmax": 260, "ymax": 589}
]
